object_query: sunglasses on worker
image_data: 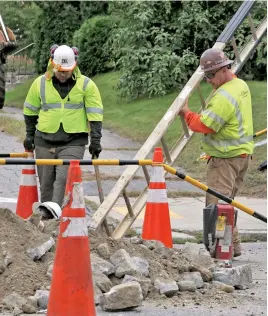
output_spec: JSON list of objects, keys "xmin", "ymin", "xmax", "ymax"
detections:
[
  {"xmin": 204, "ymin": 65, "xmax": 231, "ymax": 80},
  {"xmin": 203, "ymin": 68, "xmax": 223, "ymax": 80}
]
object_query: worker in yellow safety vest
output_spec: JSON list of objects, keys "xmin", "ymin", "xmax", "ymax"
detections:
[
  {"xmin": 23, "ymin": 44, "xmax": 103, "ymax": 208},
  {"xmin": 179, "ymin": 48, "xmax": 254, "ymax": 257}
]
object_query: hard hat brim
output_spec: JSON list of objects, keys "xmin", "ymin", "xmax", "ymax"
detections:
[
  {"xmin": 203, "ymin": 59, "xmax": 233, "ymax": 73},
  {"xmin": 52, "ymin": 60, "xmax": 76, "ymax": 72},
  {"xmin": 32, "ymin": 201, "xmax": 61, "ymax": 219}
]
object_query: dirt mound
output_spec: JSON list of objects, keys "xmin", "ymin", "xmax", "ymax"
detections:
[
  {"xmin": 1, "ymin": 208, "xmax": 247, "ymax": 314},
  {"xmin": 0, "ymin": 208, "xmax": 53, "ymax": 301},
  {"xmin": 89, "ymin": 230, "xmax": 191, "ymax": 280},
  {"xmin": 0, "ymin": 207, "xmax": 198, "ymax": 305}
]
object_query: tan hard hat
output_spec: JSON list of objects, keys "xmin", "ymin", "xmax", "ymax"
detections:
[{"xmin": 200, "ymin": 48, "xmax": 233, "ymax": 73}]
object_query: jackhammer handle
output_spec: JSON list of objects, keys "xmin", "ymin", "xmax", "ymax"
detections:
[
  {"xmin": 163, "ymin": 165, "xmax": 267, "ymax": 224},
  {"xmin": 253, "ymin": 128, "xmax": 267, "ymax": 138}
]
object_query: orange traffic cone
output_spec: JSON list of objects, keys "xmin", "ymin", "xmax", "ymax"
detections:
[
  {"xmin": 16, "ymin": 150, "xmax": 38, "ymax": 219},
  {"xmin": 142, "ymin": 147, "xmax": 173, "ymax": 248},
  {"xmin": 47, "ymin": 160, "xmax": 96, "ymax": 316}
]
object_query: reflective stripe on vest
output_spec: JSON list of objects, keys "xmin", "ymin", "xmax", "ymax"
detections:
[
  {"xmin": 204, "ymin": 134, "xmax": 253, "ymax": 147},
  {"xmin": 218, "ymin": 89, "xmax": 244, "ymax": 139},
  {"xmin": 40, "ymin": 76, "xmax": 61, "ymax": 110},
  {"xmin": 40, "ymin": 75, "xmax": 90, "ymax": 109},
  {"xmin": 83, "ymin": 77, "xmax": 90, "ymax": 90},
  {"xmin": 24, "ymin": 101, "xmax": 39, "ymax": 112},
  {"xmin": 86, "ymin": 107, "xmax": 103, "ymax": 114},
  {"xmin": 203, "ymin": 88, "xmax": 253, "ymax": 147},
  {"xmin": 202, "ymin": 110, "xmax": 225, "ymax": 126},
  {"xmin": 40, "ymin": 75, "xmax": 103, "ymax": 114}
]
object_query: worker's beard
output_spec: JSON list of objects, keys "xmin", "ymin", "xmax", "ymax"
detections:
[
  {"xmin": 54, "ymin": 70, "xmax": 72, "ymax": 83},
  {"xmin": 56, "ymin": 74, "xmax": 69, "ymax": 83}
]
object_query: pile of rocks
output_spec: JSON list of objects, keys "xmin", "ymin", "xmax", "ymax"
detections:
[
  {"xmin": 0, "ymin": 208, "xmax": 253, "ymax": 314},
  {"xmin": 88, "ymin": 237, "xmax": 253, "ymax": 311}
]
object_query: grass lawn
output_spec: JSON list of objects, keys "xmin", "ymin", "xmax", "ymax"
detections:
[
  {"xmin": 5, "ymin": 77, "xmax": 36, "ymax": 108},
  {"xmin": 2, "ymin": 72, "xmax": 267, "ymax": 197}
]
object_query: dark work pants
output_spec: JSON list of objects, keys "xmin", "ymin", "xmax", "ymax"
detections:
[{"xmin": 35, "ymin": 145, "xmax": 85, "ymax": 207}]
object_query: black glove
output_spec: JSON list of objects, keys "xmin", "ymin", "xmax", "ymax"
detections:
[
  {"xmin": 23, "ymin": 136, "xmax": 35, "ymax": 151},
  {"xmin": 258, "ymin": 160, "xmax": 267, "ymax": 172},
  {"xmin": 89, "ymin": 121, "xmax": 102, "ymax": 158},
  {"xmin": 24, "ymin": 115, "xmax": 38, "ymax": 151},
  {"xmin": 89, "ymin": 141, "xmax": 102, "ymax": 158}
]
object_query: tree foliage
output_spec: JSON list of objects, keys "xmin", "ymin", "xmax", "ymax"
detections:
[
  {"xmin": 33, "ymin": 2, "xmax": 82, "ymax": 73},
  {"xmin": 0, "ymin": 1, "xmax": 40, "ymax": 47},
  {"xmin": 73, "ymin": 15, "xmax": 119, "ymax": 77},
  {"xmin": 109, "ymin": 0, "xmax": 266, "ymax": 100},
  {"xmin": 79, "ymin": 1, "xmax": 109, "ymax": 20},
  {"xmin": 1, "ymin": 0, "xmax": 266, "ymax": 99}
]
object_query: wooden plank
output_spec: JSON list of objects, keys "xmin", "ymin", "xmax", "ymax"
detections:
[
  {"xmin": 122, "ymin": 189, "xmax": 134, "ymax": 218},
  {"xmin": 161, "ymin": 137, "xmax": 172, "ymax": 163}
]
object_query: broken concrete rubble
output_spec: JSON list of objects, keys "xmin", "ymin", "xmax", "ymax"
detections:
[
  {"xmin": 154, "ymin": 278, "xmax": 178, "ymax": 297},
  {"xmin": 122, "ymin": 275, "xmax": 151, "ymax": 298},
  {"xmin": 213, "ymin": 264, "xmax": 253, "ymax": 289},
  {"xmin": 0, "ymin": 208, "xmax": 256, "ymax": 314},
  {"xmin": 93, "ymin": 283, "xmax": 102, "ymax": 305},
  {"xmin": 91, "ymin": 253, "xmax": 116, "ymax": 276},
  {"xmin": 26, "ymin": 237, "xmax": 55, "ymax": 261},
  {"xmin": 97, "ymin": 242, "xmax": 111, "ymax": 260},
  {"xmin": 177, "ymin": 280, "xmax": 196, "ymax": 292},
  {"xmin": 110, "ymin": 249, "xmax": 137, "ymax": 277},
  {"xmin": 2, "ymin": 293, "xmax": 27, "ymax": 311},
  {"xmin": 99, "ymin": 282, "xmax": 143, "ymax": 311},
  {"xmin": 180, "ymin": 271, "xmax": 204, "ymax": 288},
  {"xmin": 34, "ymin": 290, "xmax": 49, "ymax": 310},
  {"xmin": 212, "ymin": 281, "xmax": 235, "ymax": 293},
  {"xmin": 93, "ymin": 272, "xmax": 113, "ymax": 293}
]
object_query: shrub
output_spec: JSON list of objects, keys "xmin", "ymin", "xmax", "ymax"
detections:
[{"xmin": 73, "ymin": 15, "xmax": 119, "ymax": 77}]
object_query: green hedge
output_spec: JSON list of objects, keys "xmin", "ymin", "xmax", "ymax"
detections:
[{"xmin": 73, "ymin": 15, "xmax": 119, "ymax": 77}]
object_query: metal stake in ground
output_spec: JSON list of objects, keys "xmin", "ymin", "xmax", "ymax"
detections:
[{"xmin": 164, "ymin": 165, "xmax": 267, "ymax": 224}]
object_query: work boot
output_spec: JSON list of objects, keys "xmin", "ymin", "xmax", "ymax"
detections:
[{"xmin": 233, "ymin": 225, "xmax": 241, "ymax": 257}]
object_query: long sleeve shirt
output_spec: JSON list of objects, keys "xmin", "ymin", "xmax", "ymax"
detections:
[{"xmin": 184, "ymin": 111, "xmax": 215, "ymax": 134}]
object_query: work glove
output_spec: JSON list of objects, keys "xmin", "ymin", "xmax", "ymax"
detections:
[
  {"xmin": 24, "ymin": 115, "xmax": 38, "ymax": 151},
  {"xmin": 89, "ymin": 141, "xmax": 102, "ymax": 159},
  {"xmin": 23, "ymin": 136, "xmax": 35, "ymax": 151},
  {"xmin": 89, "ymin": 121, "xmax": 102, "ymax": 158}
]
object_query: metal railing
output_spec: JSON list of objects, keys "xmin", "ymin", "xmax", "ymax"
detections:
[{"xmin": 5, "ymin": 42, "xmax": 35, "ymax": 87}]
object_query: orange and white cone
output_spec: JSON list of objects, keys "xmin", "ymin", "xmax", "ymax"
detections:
[
  {"xmin": 47, "ymin": 160, "xmax": 96, "ymax": 316},
  {"xmin": 142, "ymin": 147, "xmax": 173, "ymax": 248},
  {"xmin": 16, "ymin": 150, "xmax": 38, "ymax": 219}
]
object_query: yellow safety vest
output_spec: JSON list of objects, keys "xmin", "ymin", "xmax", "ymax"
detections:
[
  {"xmin": 200, "ymin": 78, "xmax": 254, "ymax": 158},
  {"xmin": 23, "ymin": 71, "xmax": 103, "ymax": 133}
]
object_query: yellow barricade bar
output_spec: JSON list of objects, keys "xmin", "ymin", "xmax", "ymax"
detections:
[{"xmin": 0, "ymin": 158, "xmax": 266, "ymax": 223}]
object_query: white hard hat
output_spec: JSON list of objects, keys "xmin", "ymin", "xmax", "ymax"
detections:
[
  {"xmin": 52, "ymin": 45, "xmax": 76, "ymax": 71},
  {"xmin": 33, "ymin": 201, "xmax": 62, "ymax": 219}
]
